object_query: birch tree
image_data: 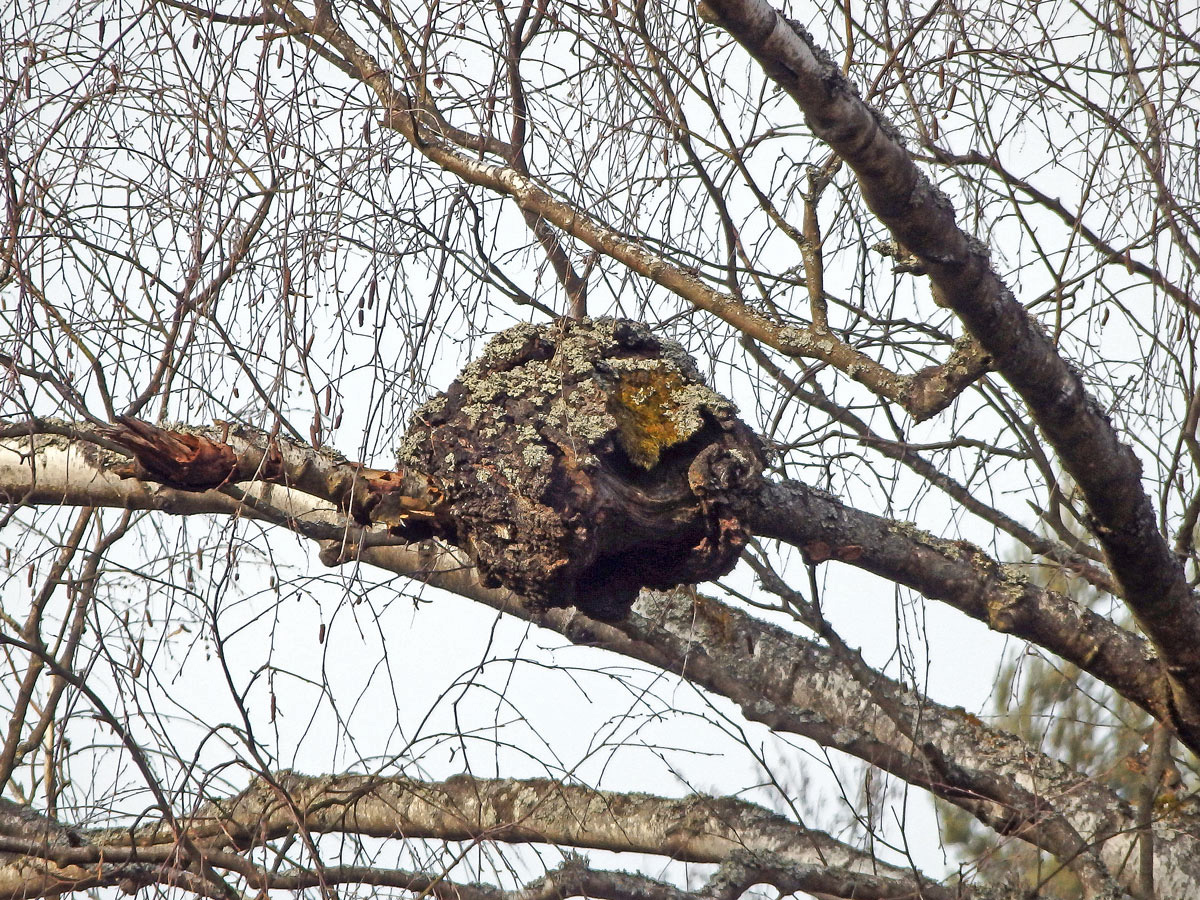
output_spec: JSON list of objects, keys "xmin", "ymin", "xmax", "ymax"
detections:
[{"xmin": 2, "ymin": 0, "xmax": 1199, "ymax": 898}]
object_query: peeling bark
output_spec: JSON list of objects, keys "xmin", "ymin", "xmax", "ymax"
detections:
[
  {"xmin": 3, "ymin": 0, "xmax": 1198, "ymax": 896},
  {"xmin": 72, "ymin": 320, "xmax": 766, "ymax": 621},
  {"xmin": 104, "ymin": 416, "xmax": 250, "ymax": 488},
  {"xmin": 8, "ymin": 424, "xmax": 1200, "ymax": 892}
]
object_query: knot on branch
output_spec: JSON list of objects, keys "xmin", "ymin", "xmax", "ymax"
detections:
[{"xmin": 398, "ymin": 318, "xmax": 765, "ymax": 620}]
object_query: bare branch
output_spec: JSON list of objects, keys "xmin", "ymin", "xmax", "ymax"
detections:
[
  {"xmin": 0, "ymin": 775, "xmax": 956, "ymax": 900},
  {"xmin": 698, "ymin": 0, "xmax": 1200, "ymax": 745}
]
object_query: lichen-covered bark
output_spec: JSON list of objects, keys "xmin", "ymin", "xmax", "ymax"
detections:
[
  {"xmin": 395, "ymin": 318, "xmax": 764, "ymax": 619},
  {"xmin": 81, "ymin": 320, "xmax": 764, "ymax": 621},
  {"xmin": 23, "ymin": 412, "xmax": 1169, "ymax": 754}
]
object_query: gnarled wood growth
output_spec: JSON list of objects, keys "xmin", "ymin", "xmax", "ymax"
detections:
[
  {"xmin": 104, "ymin": 318, "xmax": 765, "ymax": 621},
  {"xmin": 396, "ymin": 318, "xmax": 764, "ymax": 619}
]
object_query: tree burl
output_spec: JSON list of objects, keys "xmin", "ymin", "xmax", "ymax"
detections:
[{"xmin": 397, "ymin": 318, "xmax": 765, "ymax": 620}]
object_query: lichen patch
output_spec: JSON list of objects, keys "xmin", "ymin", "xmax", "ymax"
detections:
[{"xmin": 396, "ymin": 318, "xmax": 765, "ymax": 620}]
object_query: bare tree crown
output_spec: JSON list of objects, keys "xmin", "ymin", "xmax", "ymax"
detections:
[{"xmin": 2, "ymin": 1, "xmax": 1199, "ymax": 899}]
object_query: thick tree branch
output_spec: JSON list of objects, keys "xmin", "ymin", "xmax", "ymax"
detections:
[
  {"xmin": 1, "ymin": 422, "xmax": 1173, "ymax": 746},
  {"xmin": 742, "ymin": 336, "xmax": 1116, "ymax": 594},
  {"xmin": 747, "ymin": 481, "xmax": 1169, "ymax": 741},
  {"xmin": 0, "ymin": 775, "xmax": 956, "ymax": 900},
  {"xmin": 927, "ymin": 149, "xmax": 1200, "ymax": 319},
  {"xmin": 0, "ymin": 422, "xmax": 1166, "ymax": 746},
  {"xmin": 697, "ymin": 0, "xmax": 1200, "ymax": 745},
  {"xmin": 325, "ymin": 534, "xmax": 1157, "ymax": 895},
  {"xmin": 4, "ymin": 424, "xmax": 1195, "ymax": 893}
]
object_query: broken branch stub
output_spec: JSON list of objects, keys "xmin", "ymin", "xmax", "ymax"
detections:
[
  {"xmin": 103, "ymin": 416, "xmax": 255, "ymax": 489},
  {"xmin": 398, "ymin": 318, "xmax": 766, "ymax": 620}
]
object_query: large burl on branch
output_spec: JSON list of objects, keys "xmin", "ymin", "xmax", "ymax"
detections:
[
  {"xmin": 108, "ymin": 318, "xmax": 765, "ymax": 620},
  {"xmin": 397, "ymin": 318, "xmax": 765, "ymax": 619}
]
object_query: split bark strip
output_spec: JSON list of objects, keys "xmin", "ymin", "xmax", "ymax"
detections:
[
  {"xmin": 696, "ymin": 0, "xmax": 1200, "ymax": 746},
  {"xmin": 97, "ymin": 417, "xmax": 444, "ymax": 536},
  {"xmin": 262, "ymin": 0, "xmax": 983, "ymax": 422}
]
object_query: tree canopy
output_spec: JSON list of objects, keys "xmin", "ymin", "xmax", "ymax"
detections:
[{"xmin": 2, "ymin": 1, "xmax": 1199, "ymax": 898}]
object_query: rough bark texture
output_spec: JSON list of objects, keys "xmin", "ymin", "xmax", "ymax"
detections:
[
  {"xmin": 0, "ymin": 773, "xmax": 965, "ymax": 900},
  {"xmin": 10, "ymin": 428, "xmax": 1200, "ymax": 893},
  {"xmin": 698, "ymin": 0, "xmax": 1200, "ymax": 747},
  {"xmin": 86, "ymin": 319, "xmax": 766, "ymax": 621},
  {"xmin": 395, "ymin": 318, "xmax": 765, "ymax": 619},
  {"xmin": 4, "ymin": 0, "xmax": 1198, "ymax": 896},
  {"xmin": 0, "ymin": 424, "xmax": 1178, "ymax": 750},
  {"xmin": 748, "ymin": 481, "xmax": 1170, "ymax": 733},
  {"xmin": 103, "ymin": 416, "xmax": 253, "ymax": 488}
]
